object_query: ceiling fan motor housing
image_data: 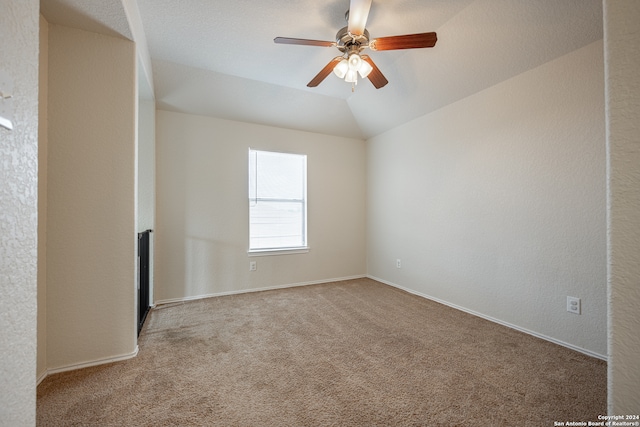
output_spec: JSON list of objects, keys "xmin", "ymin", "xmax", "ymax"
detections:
[{"xmin": 335, "ymin": 26, "xmax": 370, "ymax": 55}]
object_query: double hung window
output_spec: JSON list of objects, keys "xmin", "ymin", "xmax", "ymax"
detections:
[{"xmin": 248, "ymin": 149, "xmax": 307, "ymax": 253}]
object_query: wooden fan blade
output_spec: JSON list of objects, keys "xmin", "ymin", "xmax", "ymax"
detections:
[
  {"xmin": 308, "ymin": 57, "xmax": 343, "ymax": 87},
  {"xmin": 370, "ymin": 32, "xmax": 437, "ymax": 51},
  {"xmin": 348, "ymin": 0, "xmax": 372, "ymax": 36},
  {"xmin": 362, "ymin": 56, "xmax": 388, "ymax": 89},
  {"xmin": 274, "ymin": 37, "xmax": 334, "ymax": 47}
]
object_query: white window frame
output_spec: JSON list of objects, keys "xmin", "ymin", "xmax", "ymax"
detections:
[{"xmin": 248, "ymin": 148, "xmax": 308, "ymax": 256}]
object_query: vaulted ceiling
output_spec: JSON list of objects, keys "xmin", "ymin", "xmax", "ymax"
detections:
[{"xmin": 41, "ymin": 0, "xmax": 603, "ymax": 139}]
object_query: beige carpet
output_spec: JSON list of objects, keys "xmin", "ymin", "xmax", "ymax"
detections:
[{"xmin": 37, "ymin": 278, "xmax": 606, "ymax": 426}]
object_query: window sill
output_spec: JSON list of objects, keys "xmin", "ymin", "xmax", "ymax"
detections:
[{"xmin": 248, "ymin": 247, "xmax": 310, "ymax": 257}]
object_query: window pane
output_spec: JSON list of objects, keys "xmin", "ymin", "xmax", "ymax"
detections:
[
  {"xmin": 250, "ymin": 200, "xmax": 305, "ymax": 249},
  {"xmin": 250, "ymin": 151, "xmax": 305, "ymax": 200}
]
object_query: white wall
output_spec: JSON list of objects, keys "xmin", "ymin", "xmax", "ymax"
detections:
[
  {"xmin": 155, "ymin": 111, "xmax": 366, "ymax": 302},
  {"xmin": 45, "ymin": 24, "xmax": 137, "ymax": 371},
  {"xmin": 367, "ymin": 41, "xmax": 607, "ymax": 357},
  {"xmin": 137, "ymin": 99, "xmax": 155, "ymax": 232},
  {"xmin": 137, "ymin": 98, "xmax": 155, "ymax": 305},
  {"xmin": 604, "ymin": 0, "xmax": 640, "ymax": 413},
  {"xmin": 0, "ymin": 0, "xmax": 39, "ymax": 424}
]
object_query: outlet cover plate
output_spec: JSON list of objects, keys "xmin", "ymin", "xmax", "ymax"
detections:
[{"xmin": 567, "ymin": 296, "xmax": 581, "ymax": 315}]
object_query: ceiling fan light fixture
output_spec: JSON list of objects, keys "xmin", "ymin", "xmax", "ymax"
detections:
[
  {"xmin": 345, "ymin": 69, "xmax": 358, "ymax": 83},
  {"xmin": 348, "ymin": 53, "xmax": 363, "ymax": 71},
  {"xmin": 333, "ymin": 59, "xmax": 349, "ymax": 79},
  {"xmin": 335, "ymin": 53, "xmax": 370, "ymax": 84},
  {"xmin": 358, "ymin": 59, "xmax": 373, "ymax": 78}
]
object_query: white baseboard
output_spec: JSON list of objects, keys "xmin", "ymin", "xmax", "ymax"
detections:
[
  {"xmin": 154, "ymin": 275, "xmax": 367, "ymax": 306},
  {"xmin": 36, "ymin": 370, "xmax": 48, "ymax": 386},
  {"xmin": 37, "ymin": 346, "xmax": 139, "ymax": 385},
  {"xmin": 369, "ymin": 275, "xmax": 608, "ymax": 362}
]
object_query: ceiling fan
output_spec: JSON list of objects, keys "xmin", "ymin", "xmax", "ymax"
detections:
[{"xmin": 274, "ymin": 0, "xmax": 437, "ymax": 90}]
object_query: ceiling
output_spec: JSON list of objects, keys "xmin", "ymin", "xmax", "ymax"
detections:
[{"xmin": 41, "ymin": 0, "xmax": 603, "ymax": 139}]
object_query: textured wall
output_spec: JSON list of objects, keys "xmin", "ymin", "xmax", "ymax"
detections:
[
  {"xmin": 46, "ymin": 24, "xmax": 137, "ymax": 370},
  {"xmin": 367, "ymin": 41, "xmax": 607, "ymax": 357},
  {"xmin": 604, "ymin": 0, "xmax": 640, "ymax": 414},
  {"xmin": 0, "ymin": 0, "xmax": 39, "ymax": 425},
  {"xmin": 155, "ymin": 111, "xmax": 366, "ymax": 302},
  {"xmin": 37, "ymin": 14, "xmax": 49, "ymax": 383}
]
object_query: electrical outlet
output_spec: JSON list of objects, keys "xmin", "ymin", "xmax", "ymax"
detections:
[
  {"xmin": 567, "ymin": 296, "xmax": 581, "ymax": 315},
  {"xmin": 396, "ymin": 259, "xmax": 401, "ymax": 269},
  {"xmin": 249, "ymin": 261, "xmax": 257, "ymax": 271}
]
